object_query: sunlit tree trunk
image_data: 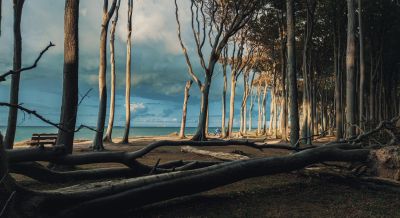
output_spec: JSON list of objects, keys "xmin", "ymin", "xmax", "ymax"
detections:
[
  {"xmin": 4, "ymin": 0, "xmax": 24, "ymax": 149},
  {"xmin": 248, "ymin": 87, "xmax": 255, "ymax": 132},
  {"xmin": 346, "ymin": 0, "xmax": 356, "ymax": 137},
  {"xmin": 227, "ymin": 75, "xmax": 237, "ymax": 137},
  {"xmin": 179, "ymin": 80, "xmax": 192, "ymax": 138},
  {"xmin": 122, "ymin": 0, "xmax": 133, "ymax": 144},
  {"xmin": 93, "ymin": 0, "xmax": 117, "ymax": 151},
  {"xmin": 104, "ymin": 0, "xmax": 121, "ymax": 143},
  {"xmin": 286, "ymin": 0, "xmax": 300, "ymax": 146},
  {"xmin": 56, "ymin": 0, "xmax": 79, "ymax": 154}
]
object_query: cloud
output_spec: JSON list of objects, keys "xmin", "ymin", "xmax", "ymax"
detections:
[{"xmin": 131, "ymin": 102, "xmax": 145, "ymax": 111}]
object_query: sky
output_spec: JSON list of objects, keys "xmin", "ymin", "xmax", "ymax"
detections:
[{"xmin": 0, "ymin": 0, "xmax": 268, "ymax": 128}]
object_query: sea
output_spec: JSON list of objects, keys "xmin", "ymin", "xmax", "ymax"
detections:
[{"xmin": 0, "ymin": 126, "xmax": 237, "ymax": 142}]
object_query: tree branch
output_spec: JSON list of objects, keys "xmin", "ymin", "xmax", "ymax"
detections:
[{"xmin": 0, "ymin": 42, "xmax": 55, "ymax": 82}]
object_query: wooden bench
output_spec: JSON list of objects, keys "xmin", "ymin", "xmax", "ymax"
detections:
[{"xmin": 29, "ymin": 133, "xmax": 58, "ymax": 147}]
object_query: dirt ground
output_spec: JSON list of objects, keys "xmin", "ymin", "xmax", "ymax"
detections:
[{"xmin": 12, "ymin": 135, "xmax": 400, "ymax": 218}]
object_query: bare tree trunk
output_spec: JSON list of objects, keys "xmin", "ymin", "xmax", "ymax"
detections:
[
  {"xmin": 56, "ymin": 0, "xmax": 79, "ymax": 154},
  {"xmin": 346, "ymin": 0, "xmax": 356, "ymax": 137},
  {"xmin": 4, "ymin": 0, "xmax": 24, "ymax": 149},
  {"xmin": 227, "ymin": 76, "xmax": 237, "ymax": 137},
  {"xmin": 286, "ymin": 0, "xmax": 300, "ymax": 146},
  {"xmin": 93, "ymin": 0, "xmax": 117, "ymax": 151},
  {"xmin": 221, "ymin": 49, "xmax": 228, "ymax": 138},
  {"xmin": 333, "ymin": 0, "xmax": 344, "ymax": 141},
  {"xmin": 257, "ymin": 85, "xmax": 262, "ymax": 135},
  {"xmin": 0, "ymin": 0, "xmax": 2, "ymax": 36},
  {"xmin": 262, "ymin": 84, "xmax": 268, "ymax": 134},
  {"xmin": 179, "ymin": 80, "xmax": 192, "ymax": 138},
  {"xmin": 122, "ymin": 0, "xmax": 133, "ymax": 144},
  {"xmin": 358, "ymin": 0, "xmax": 365, "ymax": 129},
  {"xmin": 248, "ymin": 87, "xmax": 255, "ymax": 132},
  {"xmin": 104, "ymin": 0, "xmax": 121, "ymax": 143},
  {"xmin": 192, "ymin": 77, "xmax": 211, "ymax": 141}
]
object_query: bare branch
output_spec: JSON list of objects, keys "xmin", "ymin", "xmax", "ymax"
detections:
[
  {"xmin": 0, "ymin": 42, "xmax": 55, "ymax": 82},
  {"xmin": 175, "ymin": 0, "xmax": 202, "ymax": 88}
]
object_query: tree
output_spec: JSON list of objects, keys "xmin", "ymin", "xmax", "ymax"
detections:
[
  {"xmin": 4, "ymin": 0, "xmax": 25, "ymax": 149},
  {"xmin": 92, "ymin": 0, "xmax": 117, "ymax": 151},
  {"xmin": 56, "ymin": 0, "xmax": 79, "ymax": 155},
  {"xmin": 301, "ymin": 0, "xmax": 317, "ymax": 145},
  {"xmin": 179, "ymin": 80, "xmax": 193, "ymax": 138},
  {"xmin": 286, "ymin": 0, "xmax": 300, "ymax": 146},
  {"xmin": 358, "ymin": 0, "xmax": 365, "ymax": 130},
  {"xmin": 221, "ymin": 47, "xmax": 228, "ymax": 138},
  {"xmin": 346, "ymin": 0, "xmax": 356, "ymax": 137},
  {"xmin": 0, "ymin": 0, "xmax": 2, "ymax": 36},
  {"xmin": 175, "ymin": 0, "xmax": 261, "ymax": 141},
  {"xmin": 122, "ymin": 0, "xmax": 133, "ymax": 144},
  {"xmin": 104, "ymin": 0, "xmax": 121, "ymax": 143}
]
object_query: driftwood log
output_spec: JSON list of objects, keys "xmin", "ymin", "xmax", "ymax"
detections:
[{"xmin": 181, "ymin": 146, "xmax": 250, "ymax": 161}]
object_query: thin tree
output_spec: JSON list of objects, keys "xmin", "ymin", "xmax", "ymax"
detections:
[
  {"xmin": 0, "ymin": 0, "xmax": 2, "ymax": 36},
  {"xmin": 179, "ymin": 80, "xmax": 193, "ymax": 138},
  {"xmin": 122, "ymin": 0, "xmax": 133, "ymax": 144},
  {"xmin": 104, "ymin": 0, "xmax": 121, "ymax": 143},
  {"xmin": 4, "ymin": 0, "xmax": 24, "ymax": 149},
  {"xmin": 92, "ymin": 0, "xmax": 117, "ymax": 151},
  {"xmin": 221, "ymin": 47, "xmax": 228, "ymax": 138},
  {"xmin": 346, "ymin": 0, "xmax": 356, "ymax": 137},
  {"xmin": 286, "ymin": 0, "xmax": 300, "ymax": 146},
  {"xmin": 56, "ymin": 0, "xmax": 79, "ymax": 154},
  {"xmin": 358, "ymin": 0, "xmax": 365, "ymax": 130}
]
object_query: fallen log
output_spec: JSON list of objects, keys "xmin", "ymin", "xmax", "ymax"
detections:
[
  {"xmin": 7, "ymin": 140, "xmax": 299, "ymax": 167},
  {"xmin": 181, "ymin": 146, "xmax": 250, "ymax": 161}
]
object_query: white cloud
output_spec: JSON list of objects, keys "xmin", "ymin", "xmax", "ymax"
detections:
[{"xmin": 130, "ymin": 102, "xmax": 146, "ymax": 112}]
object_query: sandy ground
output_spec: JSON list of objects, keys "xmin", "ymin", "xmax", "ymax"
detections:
[{"xmin": 11, "ymin": 134, "xmax": 400, "ymax": 217}]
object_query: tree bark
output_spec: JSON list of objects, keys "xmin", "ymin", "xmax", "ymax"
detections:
[
  {"xmin": 122, "ymin": 0, "xmax": 133, "ymax": 144},
  {"xmin": 358, "ymin": 0, "xmax": 365, "ymax": 130},
  {"xmin": 346, "ymin": 0, "xmax": 356, "ymax": 137},
  {"xmin": 4, "ymin": 0, "xmax": 24, "ymax": 149},
  {"xmin": 192, "ymin": 77, "xmax": 211, "ymax": 141},
  {"xmin": 227, "ymin": 76, "xmax": 237, "ymax": 137},
  {"xmin": 286, "ymin": 0, "xmax": 300, "ymax": 146},
  {"xmin": 221, "ymin": 56, "xmax": 228, "ymax": 138},
  {"xmin": 56, "ymin": 0, "xmax": 79, "ymax": 154},
  {"xmin": 179, "ymin": 80, "xmax": 192, "ymax": 138},
  {"xmin": 93, "ymin": 0, "xmax": 117, "ymax": 151},
  {"xmin": 104, "ymin": 0, "xmax": 121, "ymax": 143}
]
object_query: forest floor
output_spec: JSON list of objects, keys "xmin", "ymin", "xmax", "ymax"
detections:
[{"xmin": 12, "ymin": 135, "xmax": 400, "ymax": 218}]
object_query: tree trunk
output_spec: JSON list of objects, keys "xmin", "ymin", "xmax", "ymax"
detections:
[
  {"xmin": 257, "ymin": 85, "xmax": 262, "ymax": 135},
  {"xmin": 0, "ymin": 0, "xmax": 2, "ymax": 36},
  {"xmin": 262, "ymin": 84, "xmax": 268, "ymax": 134},
  {"xmin": 227, "ymin": 76, "xmax": 237, "ymax": 138},
  {"xmin": 286, "ymin": 0, "xmax": 300, "ymax": 146},
  {"xmin": 192, "ymin": 77, "xmax": 211, "ymax": 141},
  {"xmin": 56, "ymin": 0, "xmax": 79, "ymax": 155},
  {"xmin": 4, "ymin": 0, "xmax": 24, "ymax": 149},
  {"xmin": 358, "ymin": 0, "xmax": 365, "ymax": 129},
  {"xmin": 346, "ymin": 0, "xmax": 356, "ymax": 137},
  {"xmin": 122, "ymin": 0, "xmax": 133, "ymax": 144},
  {"xmin": 104, "ymin": 0, "xmax": 121, "ymax": 143},
  {"xmin": 333, "ymin": 0, "xmax": 344, "ymax": 141},
  {"xmin": 93, "ymin": 0, "xmax": 117, "ymax": 151},
  {"xmin": 221, "ymin": 55, "xmax": 228, "ymax": 138},
  {"xmin": 248, "ymin": 88, "xmax": 255, "ymax": 132},
  {"xmin": 179, "ymin": 80, "xmax": 192, "ymax": 138}
]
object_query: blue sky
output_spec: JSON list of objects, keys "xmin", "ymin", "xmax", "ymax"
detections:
[{"xmin": 0, "ymin": 0, "xmax": 268, "ymax": 128}]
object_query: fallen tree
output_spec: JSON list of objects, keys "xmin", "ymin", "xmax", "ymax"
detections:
[{"xmin": 1, "ymin": 116, "xmax": 399, "ymax": 218}]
